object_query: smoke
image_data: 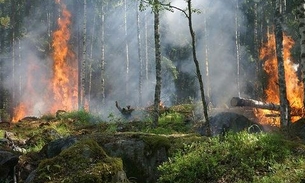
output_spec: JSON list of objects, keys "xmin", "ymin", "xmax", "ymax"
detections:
[
  {"xmin": 2, "ymin": 0, "xmax": 250, "ymax": 120},
  {"xmin": 162, "ymin": 0, "xmax": 248, "ymax": 107},
  {"xmin": 3, "ymin": 8, "xmax": 52, "ymax": 118}
]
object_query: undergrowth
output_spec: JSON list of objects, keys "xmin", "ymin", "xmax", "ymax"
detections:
[
  {"xmin": 146, "ymin": 112, "xmax": 190, "ymax": 134},
  {"xmin": 158, "ymin": 131, "xmax": 305, "ymax": 183}
]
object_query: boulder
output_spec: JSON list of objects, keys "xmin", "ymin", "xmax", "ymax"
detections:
[
  {"xmin": 198, "ymin": 112, "xmax": 263, "ymax": 136},
  {"xmin": 31, "ymin": 139, "xmax": 124, "ymax": 183},
  {"xmin": 101, "ymin": 134, "xmax": 170, "ymax": 183},
  {"xmin": 43, "ymin": 136, "xmax": 78, "ymax": 158},
  {"xmin": 0, "ymin": 150, "xmax": 19, "ymax": 182}
]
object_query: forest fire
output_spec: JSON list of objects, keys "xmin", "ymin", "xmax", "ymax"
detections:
[
  {"xmin": 12, "ymin": 0, "xmax": 77, "ymax": 122},
  {"xmin": 255, "ymin": 32, "xmax": 304, "ymax": 125},
  {"xmin": 50, "ymin": 0, "xmax": 78, "ymax": 113}
]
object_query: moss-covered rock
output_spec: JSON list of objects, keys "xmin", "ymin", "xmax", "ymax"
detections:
[{"xmin": 32, "ymin": 139, "xmax": 124, "ymax": 183}]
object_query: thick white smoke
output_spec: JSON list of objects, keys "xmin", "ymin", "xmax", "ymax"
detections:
[{"xmin": 2, "ymin": 0, "xmax": 248, "ymax": 120}]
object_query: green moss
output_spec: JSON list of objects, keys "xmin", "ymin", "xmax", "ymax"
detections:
[
  {"xmin": 141, "ymin": 135, "xmax": 171, "ymax": 154},
  {"xmin": 0, "ymin": 130, "xmax": 4, "ymax": 137},
  {"xmin": 34, "ymin": 139, "xmax": 123, "ymax": 183}
]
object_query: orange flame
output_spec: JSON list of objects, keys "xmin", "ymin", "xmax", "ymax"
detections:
[
  {"xmin": 12, "ymin": 61, "xmax": 47, "ymax": 122},
  {"xmin": 12, "ymin": 104, "xmax": 26, "ymax": 122},
  {"xmin": 12, "ymin": 0, "xmax": 77, "ymax": 122},
  {"xmin": 50, "ymin": 0, "xmax": 78, "ymax": 113},
  {"xmin": 255, "ymin": 32, "xmax": 304, "ymax": 126}
]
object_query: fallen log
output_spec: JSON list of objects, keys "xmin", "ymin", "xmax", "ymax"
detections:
[
  {"xmin": 231, "ymin": 97, "xmax": 305, "ymax": 117},
  {"xmin": 230, "ymin": 97, "xmax": 280, "ymax": 111}
]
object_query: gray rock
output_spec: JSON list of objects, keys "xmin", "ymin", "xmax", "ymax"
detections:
[
  {"xmin": 103, "ymin": 137, "xmax": 168, "ymax": 183},
  {"xmin": 198, "ymin": 112, "xmax": 263, "ymax": 136},
  {"xmin": 44, "ymin": 136, "xmax": 78, "ymax": 158},
  {"xmin": 0, "ymin": 150, "xmax": 19, "ymax": 182}
]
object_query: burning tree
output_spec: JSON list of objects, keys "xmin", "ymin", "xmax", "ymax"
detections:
[{"xmin": 254, "ymin": 32, "xmax": 304, "ymax": 126}]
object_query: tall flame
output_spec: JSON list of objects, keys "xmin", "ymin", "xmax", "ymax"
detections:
[
  {"xmin": 50, "ymin": 0, "xmax": 78, "ymax": 113},
  {"xmin": 256, "ymin": 32, "xmax": 304, "ymax": 125},
  {"xmin": 12, "ymin": 0, "xmax": 77, "ymax": 122}
]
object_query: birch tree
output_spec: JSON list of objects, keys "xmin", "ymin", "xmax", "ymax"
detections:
[
  {"xmin": 137, "ymin": 1, "xmax": 143, "ymax": 106},
  {"xmin": 124, "ymin": 0, "xmax": 130, "ymax": 99},
  {"xmin": 203, "ymin": 8, "xmax": 211, "ymax": 104},
  {"xmin": 235, "ymin": 0, "xmax": 241, "ymax": 97},
  {"xmin": 100, "ymin": 4, "xmax": 106, "ymax": 105}
]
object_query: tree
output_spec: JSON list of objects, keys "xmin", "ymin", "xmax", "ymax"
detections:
[
  {"xmin": 136, "ymin": 0, "xmax": 143, "ymax": 106},
  {"xmin": 79, "ymin": 0, "xmax": 87, "ymax": 110},
  {"xmin": 164, "ymin": 0, "xmax": 211, "ymax": 136},
  {"xmin": 152, "ymin": 0, "xmax": 162, "ymax": 127},
  {"xmin": 186, "ymin": 0, "xmax": 210, "ymax": 136},
  {"xmin": 274, "ymin": 0, "xmax": 290, "ymax": 127},
  {"xmin": 124, "ymin": 0, "xmax": 130, "ymax": 99},
  {"xmin": 100, "ymin": 1, "xmax": 106, "ymax": 105},
  {"xmin": 297, "ymin": 1, "xmax": 305, "ymax": 109},
  {"xmin": 139, "ymin": 0, "xmax": 163, "ymax": 127},
  {"xmin": 235, "ymin": 0, "xmax": 241, "ymax": 97}
]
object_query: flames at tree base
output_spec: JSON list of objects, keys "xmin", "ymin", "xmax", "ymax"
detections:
[{"xmin": 255, "ymin": 32, "xmax": 304, "ymax": 126}]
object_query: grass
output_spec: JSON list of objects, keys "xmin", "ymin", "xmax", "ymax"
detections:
[
  {"xmin": 145, "ymin": 112, "xmax": 191, "ymax": 134},
  {"xmin": 157, "ymin": 131, "xmax": 305, "ymax": 183}
]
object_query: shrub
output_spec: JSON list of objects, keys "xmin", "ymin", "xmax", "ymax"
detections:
[{"xmin": 60, "ymin": 110, "xmax": 101, "ymax": 125}]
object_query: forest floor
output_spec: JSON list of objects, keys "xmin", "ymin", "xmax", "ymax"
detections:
[{"xmin": 1, "ymin": 104, "xmax": 305, "ymax": 182}]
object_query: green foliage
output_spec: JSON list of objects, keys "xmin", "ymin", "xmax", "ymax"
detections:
[
  {"xmin": 60, "ymin": 110, "xmax": 101, "ymax": 125},
  {"xmin": 146, "ymin": 112, "xmax": 190, "ymax": 134},
  {"xmin": 158, "ymin": 132, "xmax": 305, "ymax": 183},
  {"xmin": 139, "ymin": 0, "xmax": 173, "ymax": 12},
  {"xmin": 0, "ymin": 16, "xmax": 10, "ymax": 27},
  {"xmin": 162, "ymin": 56, "xmax": 178, "ymax": 79},
  {"xmin": 105, "ymin": 122, "xmax": 118, "ymax": 133},
  {"xmin": 159, "ymin": 112, "xmax": 184, "ymax": 124}
]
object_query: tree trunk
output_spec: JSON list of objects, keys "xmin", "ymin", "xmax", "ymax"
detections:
[
  {"xmin": 100, "ymin": 6, "xmax": 106, "ymax": 105},
  {"xmin": 10, "ymin": 0, "xmax": 16, "ymax": 112},
  {"xmin": 274, "ymin": 0, "xmax": 290, "ymax": 127},
  {"xmin": 231, "ymin": 97, "xmax": 280, "ymax": 111},
  {"xmin": 144, "ymin": 11, "xmax": 149, "ymax": 81},
  {"xmin": 203, "ymin": 8, "xmax": 211, "ymax": 103},
  {"xmin": 137, "ymin": 1, "xmax": 143, "ymax": 106},
  {"xmin": 80, "ymin": 0, "xmax": 87, "ymax": 110},
  {"xmin": 235, "ymin": 0, "xmax": 241, "ymax": 97},
  {"xmin": 124, "ymin": 0, "xmax": 130, "ymax": 99},
  {"xmin": 298, "ymin": 2, "xmax": 305, "ymax": 109},
  {"xmin": 254, "ymin": 1, "xmax": 262, "ymax": 99},
  {"xmin": 187, "ymin": 0, "xmax": 211, "ymax": 136},
  {"xmin": 88, "ymin": 10, "xmax": 96, "ymax": 110},
  {"xmin": 153, "ymin": 0, "xmax": 162, "ymax": 127}
]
